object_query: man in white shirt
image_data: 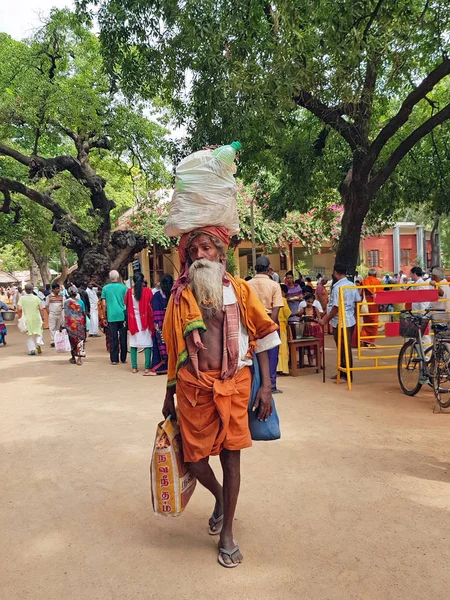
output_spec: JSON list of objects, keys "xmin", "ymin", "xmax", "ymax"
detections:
[
  {"xmin": 410, "ymin": 266, "xmax": 432, "ymax": 346},
  {"xmin": 320, "ymin": 263, "xmax": 361, "ymax": 382},
  {"xmin": 45, "ymin": 283, "xmax": 64, "ymax": 347},
  {"xmin": 86, "ymin": 281, "xmax": 100, "ymax": 336},
  {"xmin": 248, "ymin": 256, "xmax": 284, "ymax": 393},
  {"xmin": 430, "ymin": 267, "xmax": 450, "ymax": 321},
  {"xmin": 410, "ymin": 267, "xmax": 430, "ymax": 312}
]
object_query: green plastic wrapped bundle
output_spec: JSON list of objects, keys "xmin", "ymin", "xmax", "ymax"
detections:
[{"xmin": 165, "ymin": 142, "xmax": 242, "ymax": 237}]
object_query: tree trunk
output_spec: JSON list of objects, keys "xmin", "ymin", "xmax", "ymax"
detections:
[
  {"xmin": 153, "ymin": 244, "xmax": 158, "ymax": 285},
  {"xmin": 30, "ymin": 258, "xmax": 40, "ymax": 286},
  {"xmin": 430, "ymin": 215, "xmax": 441, "ymax": 268},
  {"xmin": 23, "ymin": 239, "xmax": 51, "ymax": 285},
  {"xmin": 335, "ymin": 182, "xmax": 372, "ymax": 275},
  {"xmin": 69, "ymin": 231, "xmax": 148, "ymax": 286},
  {"xmin": 37, "ymin": 256, "xmax": 51, "ymax": 285},
  {"xmin": 53, "ymin": 246, "xmax": 78, "ymax": 285}
]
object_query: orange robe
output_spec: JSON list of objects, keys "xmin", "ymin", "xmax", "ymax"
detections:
[
  {"xmin": 176, "ymin": 367, "xmax": 252, "ymax": 462},
  {"xmin": 361, "ymin": 276, "xmax": 381, "ymax": 344},
  {"xmin": 163, "ymin": 274, "xmax": 278, "ymax": 462}
]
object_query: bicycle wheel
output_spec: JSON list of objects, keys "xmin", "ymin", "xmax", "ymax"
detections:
[
  {"xmin": 398, "ymin": 339, "xmax": 423, "ymax": 396},
  {"xmin": 433, "ymin": 342, "xmax": 450, "ymax": 408}
]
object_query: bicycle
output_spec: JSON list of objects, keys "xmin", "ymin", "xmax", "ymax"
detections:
[{"xmin": 397, "ymin": 308, "xmax": 449, "ymax": 406}]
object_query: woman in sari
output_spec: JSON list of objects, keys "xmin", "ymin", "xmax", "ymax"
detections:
[
  {"xmin": 285, "ymin": 270, "xmax": 304, "ymax": 337},
  {"xmin": 277, "ymin": 284, "xmax": 291, "ymax": 374},
  {"xmin": 150, "ymin": 274, "xmax": 173, "ymax": 374},
  {"xmin": 64, "ymin": 286, "xmax": 86, "ymax": 365}
]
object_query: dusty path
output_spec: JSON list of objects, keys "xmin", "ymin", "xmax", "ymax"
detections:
[{"xmin": 2, "ymin": 324, "xmax": 450, "ymax": 600}]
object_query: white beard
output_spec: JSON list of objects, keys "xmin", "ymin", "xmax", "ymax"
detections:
[{"xmin": 189, "ymin": 259, "xmax": 224, "ymax": 320}]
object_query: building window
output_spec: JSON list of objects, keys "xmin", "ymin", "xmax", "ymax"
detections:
[
  {"xmin": 367, "ymin": 250, "xmax": 380, "ymax": 268},
  {"xmin": 280, "ymin": 253, "xmax": 287, "ymax": 270},
  {"xmin": 401, "ymin": 249, "xmax": 411, "ymax": 265}
]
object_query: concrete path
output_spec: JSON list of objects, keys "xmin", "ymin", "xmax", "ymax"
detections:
[{"xmin": 2, "ymin": 324, "xmax": 450, "ymax": 600}]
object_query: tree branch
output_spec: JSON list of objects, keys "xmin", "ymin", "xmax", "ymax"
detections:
[
  {"xmin": 293, "ymin": 91, "xmax": 359, "ymax": 150},
  {"xmin": 48, "ymin": 119, "xmax": 79, "ymax": 143},
  {"xmin": 1, "ymin": 142, "xmax": 115, "ymax": 247},
  {"xmin": 88, "ymin": 135, "xmax": 111, "ymax": 150},
  {"xmin": 0, "ymin": 143, "xmax": 31, "ymax": 167},
  {"xmin": 0, "ymin": 176, "xmax": 91, "ymax": 255},
  {"xmin": 362, "ymin": 0, "xmax": 385, "ymax": 42},
  {"xmin": 369, "ymin": 58, "xmax": 450, "ymax": 163},
  {"xmin": 370, "ymin": 102, "xmax": 450, "ymax": 194},
  {"xmin": 0, "ymin": 188, "xmax": 12, "ymax": 213}
]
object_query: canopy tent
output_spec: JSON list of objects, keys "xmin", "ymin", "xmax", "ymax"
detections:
[{"xmin": 0, "ymin": 270, "xmax": 19, "ymax": 286}]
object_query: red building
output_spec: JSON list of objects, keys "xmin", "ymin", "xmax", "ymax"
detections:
[{"xmin": 361, "ymin": 222, "xmax": 431, "ymax": 274}]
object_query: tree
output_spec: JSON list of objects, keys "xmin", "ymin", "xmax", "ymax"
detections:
[
  {"xmin": 0, "ymin": 10, "xmax": 170, "ymax": 284},
  {"xmin": 83, "ymin": 0, "xmax": 450, "ymax": 272}
]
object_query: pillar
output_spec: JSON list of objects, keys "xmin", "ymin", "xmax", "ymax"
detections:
[
  {"xmin": 393, "ymin": 225, "xmax": 401, "ymax": 274},
  {"xmin": 416, "ymin": 226, "xmax": 424, "ymax": 268}
]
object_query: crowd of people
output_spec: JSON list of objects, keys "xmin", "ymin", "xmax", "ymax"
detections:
[
  {"xmin": 3, "ymin": 263, "xmax": 450, "ymax": 384},
  {"xmin": 1, "ymin": 269, "xmax": 174, "ymax": 372}
]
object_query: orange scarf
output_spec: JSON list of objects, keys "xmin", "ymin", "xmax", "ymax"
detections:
[{"xmin": 163, "ymin": 274, "xmax": 278, "ymax": 387}]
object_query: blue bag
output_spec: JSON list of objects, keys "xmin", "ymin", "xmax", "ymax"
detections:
[{"xmin": 248, "ymin": 357, "xmax": 281, "ymax": 441}]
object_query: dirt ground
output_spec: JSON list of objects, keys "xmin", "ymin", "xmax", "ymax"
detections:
[{"xmin": 2, "ymin": 322, "xmax": 450, "ymax": 600}]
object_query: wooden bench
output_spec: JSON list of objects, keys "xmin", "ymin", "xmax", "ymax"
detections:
[{"xmin": 288, "ymin": 338, "xmax": 321, "ymax": 377}]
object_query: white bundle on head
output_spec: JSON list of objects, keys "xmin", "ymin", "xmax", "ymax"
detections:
[{"xmin": 164, "ymin": 147, "xmax": 240, "ymax": 237}]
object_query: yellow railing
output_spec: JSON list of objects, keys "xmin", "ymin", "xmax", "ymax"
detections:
[{"xmin": 336, "ymin": 281, "xmax": 450, "ymax": 390}]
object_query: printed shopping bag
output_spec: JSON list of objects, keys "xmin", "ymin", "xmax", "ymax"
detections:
[
  {"xmin": 54, "ymin": 329, "xmax": 71, "ymax": 353},
  {"xmin": 150, "ymin": 416, "xmax": 196, "ymax": 516}
]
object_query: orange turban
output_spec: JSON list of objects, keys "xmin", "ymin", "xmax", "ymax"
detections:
[{"xmin": 172, "ymin": 226, "xmax": 230, "ymax": 304}]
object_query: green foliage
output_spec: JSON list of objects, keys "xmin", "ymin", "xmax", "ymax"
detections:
[
  {"xmin": 83, "ymin": 0, "xmax": 450, "ymax": 270},
  {"xmin": 0, "ymin": 10, "xmax": 170, "ymax": 275},
  {"xmin": 0, "ymin": 243, "xmax": 29, "ymax": 272},
  {"xmin": 225, "ymin": 247, "xmax": 238, "ymax": 277}
]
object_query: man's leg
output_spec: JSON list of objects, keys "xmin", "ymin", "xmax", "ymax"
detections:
[
  {"xmin": 90, "ymin": 308, "xmax": 99, "ymax": 335},
  {"xmin": 340, "ymin": 326, "xmax": 355, "ymax": 380},
  {"xmin": 118, "ymin": 322, "xmax": 127, "ymax": 363},
  {"xmin": 49, "ymin": 313, "xmax": 56, "ymax": 341},
  {"xmin": 108, "ymin": 321, "xmax": 119, "ymax": 363},
  {"xmin": 267, "ymin": 345, "xmax": 280, "ymax": 391},
  {"xmin": 218, "ymin": 449, "xmax": 243, "ymax": 565},
  {"xmin": 187, "ymin": 458, "xmax": 223, "ymax": 531},
  {"xmin": 27, "ymin": 335, "xmax": 36, "ymax": 354}
]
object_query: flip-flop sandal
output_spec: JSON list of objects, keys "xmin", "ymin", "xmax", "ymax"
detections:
[
  {"xmin": 143, "ymin": 370, "xmax": 157, "ymax": 376},
  {"xmin": 208, "ymin": 513, "xmax": 224, "ymax": 535},
  {"xmin": 132, "ymin": 369, "xmax": 139, "ymax": 374},
  {"xmin": 217, "ymin": 546, "xmax": 241, "ymax": 569}
]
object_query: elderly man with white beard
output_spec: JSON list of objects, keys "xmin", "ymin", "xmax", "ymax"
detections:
[{"xmin": 162, "ymin": 226, "xmax": 280, "ymax": 568}]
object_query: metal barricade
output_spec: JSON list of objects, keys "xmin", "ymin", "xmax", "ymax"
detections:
[{"xmin": 336, "ymin": 282, "xmax": 450, "ymax": 390}]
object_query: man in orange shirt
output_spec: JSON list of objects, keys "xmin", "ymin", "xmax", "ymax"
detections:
[
  {"xmin": 248, "ymin": 256, "xmax": 284, "ymax": 392},
  {"xmin": 162, "ymin": 228, "xmax": 280, "ymax": 568}
]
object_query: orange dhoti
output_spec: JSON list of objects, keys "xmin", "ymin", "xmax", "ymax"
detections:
[
  {"xmin": 176, "ymin": 366, "xmax": 252, "ymax": 463},
  {"xmin": 361, "ymin": 303, "xmax": 379, "ymax": 344}
]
